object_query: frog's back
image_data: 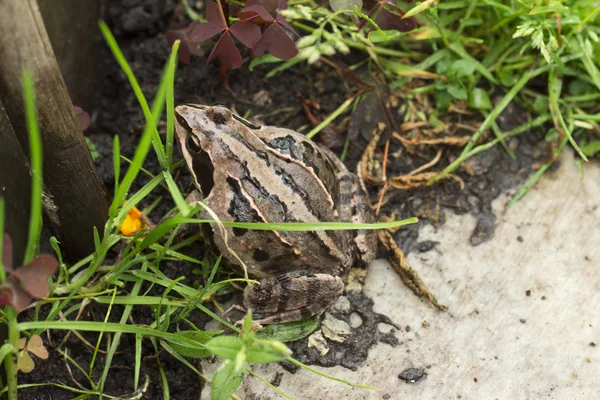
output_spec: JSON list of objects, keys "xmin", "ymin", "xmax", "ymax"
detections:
[{"xmin": 205, "ymin": 123, "xmax": 353, "ymax": 278}]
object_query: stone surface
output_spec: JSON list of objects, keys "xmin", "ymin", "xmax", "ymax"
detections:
[{"xmin": 202, "ymin": 150, "xmax": 600, "ymax": 399}]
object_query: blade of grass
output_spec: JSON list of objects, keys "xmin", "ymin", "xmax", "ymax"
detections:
[
  {"xmin": 138, "ymin": 218, "xmax": 418, "ymax": 252},
  {"xmin": 163, "ymin": 172, "xmax": 191, "ymax": 217},
  {"xmin": 21, "ymin": 70, "xmax": 43, "ymax": 264},
  {"xmin": 306, "ymin": 96, "xmax": 357, "ymax": 139},
  {"xmin": 134, "ymin": 333, "xmax": 142, "ymax": 390},
  {"xmin": 575, "ymin": 34, "xmax": 600, "ymax": 90},
  {"xmin": 113, "ymin": 135, "xmax": 120, "ymax": 195},
  {"xmin": 448, "ymin": 42, "xmax": 498, "ymax": 85},
  {"xmin": 98, "ymin": 20, "xmax": 167, "ymax": 167},
  {"xmin": 286, "ymin": 357, "xmax": 377, "ymax": 389},
  {"xmin": 165, "ymin": 41, "xmax": 179, "ymax": 166},
  {"xmin": 548, "ymin": 66, "xmax": 588, "ymax": 162}
]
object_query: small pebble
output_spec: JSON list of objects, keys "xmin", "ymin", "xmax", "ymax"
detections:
[
  {"xmin": 398, "ymin": 367, "xmax": 427, "ymax": 383},
  {"xmin": 349, "ymin": 312, "xmax": 363, "ymax": 328},
  {"xmin": 331, "ymin": 296, "xmax": 351, "ymax": 314}
]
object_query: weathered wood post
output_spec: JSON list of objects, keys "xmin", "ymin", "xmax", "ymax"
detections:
[{"xmin": 0, "ymin": 0, "xmax": 110, "ymax": 260}]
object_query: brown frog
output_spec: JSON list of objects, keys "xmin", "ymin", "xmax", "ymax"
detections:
[{"xmin": 174, "ymin": 104, "xmax": 377, "ymax": 324}]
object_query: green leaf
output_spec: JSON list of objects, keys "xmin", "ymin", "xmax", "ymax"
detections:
[
  {"xmin": 166, "ymin": 330, "xmax": 222, "ymax": 359},
  {"xmin": 85, "ymin": 137, "xmax": 100, "ymax": 161},
  {"xmin": 532, "ymin": 95, "xmax": 548, "ymax": 114},
  {"xmin": 205, "ymin": 336, "xmax": 244, "ymax": 360},
  {"xmin": 583, "ymin": 141, "xmax": 600, "ymax": 157},
  {"xmin": 249, "ymin": 53, "xmax": 283, "ymax": 71},
  {"xmin": 380, "ymin": 58, "xmax": 444, "ymax": 80},
  {"xmin": 513, "ymin": 22, "xmax": 535, "ymax": 38},
  {"xmin": 468, "ymin": 88, "xmax": 492, "ymax": 110},
  {"xmin": 368, "ymin": 30, "xmax": 401, "ymax": 43},
  {"xmin": 403, "ymin": 0, "xmax": 436, "ymax": 18},
  {"xmin": 434, "ymin": 90, "xmax": 453, "ymax": 110},
  {"xmin": 529, "ymin": 4, "xmax": 566, "ymax": 15},
  {"xmin": 330, "ymin": 0, "xmax": 362, "ymax": 12},
  {"xmin": 255, "ymin": 315, "xmax": 320, "ymax": 342},
  {"xmin": 211, "ymin": 360, "xmax": 246, "ymax": 400},
  {"xmin": 450, "ymin": 59, "xmax": 476, "ymax": 78},
  {"xmin": 447, "ymin": 84, "xmax": 467, "ymax": 100},
  {"xmin": 246, "ymin": 339, "xmax": 291, "ymax": 363},
  {"xmin": 448, "ymin": 42, "xmax": 497, "ymax": 84}
]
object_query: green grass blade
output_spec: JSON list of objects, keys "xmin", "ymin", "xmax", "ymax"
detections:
[
  {"xmin": 98, "ymin": 20, "xmax": 167, "ymax": 168},
  {"xmin": 21, "ymin": 70, "xmax": 43, "ymax": 264},
  {"xmin": 163, "ymin": 171, "xmax": 190, "ymax": 217},
  {"xmin": 113, "ymin": 135, "xmax": 120, "ymax": 195},
  {"xmin": 548, "ymin": 67, "xmax": 588, "ymax": 162},
  {"xmin": 448, "ymin": 42, "xmax": 498, "ymax": 84},
  {"xmin": 139, "ymin": 218, "xmax": 418, "ymax": 252},
  {"xmin": 165, "ymin": 40, "xmax": 180, "ymax": 166},
  {"xmin": 105, "ymin": 38, "xmax": 176, "ymax": 218},
  {"xmin": 306, "ymin": 96, "xmax": 356, "ymax": 139},
  {"xmin": 575, "ymin": 34, "xmax": 600, "ymax": 90}
]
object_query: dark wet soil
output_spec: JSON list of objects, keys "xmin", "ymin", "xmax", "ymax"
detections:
[{"xmin": 18, "ymin": 0, "xmax": 551, "ymax": 398}]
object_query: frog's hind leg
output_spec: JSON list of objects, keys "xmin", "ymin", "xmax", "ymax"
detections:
[{"xmin": 243, "ymin": 270, "xmax": 344, "ymax": 325}]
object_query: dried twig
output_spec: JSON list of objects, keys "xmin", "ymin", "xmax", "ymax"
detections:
[{"xmin": 377, "ymin": 230, "xmax": 447, "ymax": 311}]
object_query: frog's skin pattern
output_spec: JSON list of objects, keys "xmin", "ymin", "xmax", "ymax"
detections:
[{"xmin": 175, "ymin": 104, "xmax": 377, "ymax": 324}]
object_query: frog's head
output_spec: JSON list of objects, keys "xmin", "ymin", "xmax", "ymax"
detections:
[
  {"xmin": 174, "ymin": 104, "xmax": 233, "ymax": 145},
  {"xmin": 174, "ymin": 104, "xmax": 234, "ymax": 197}
]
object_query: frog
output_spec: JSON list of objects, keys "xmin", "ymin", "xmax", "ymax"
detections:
[{"xmin": 174, "ymin": 104, "xmax": 378, "ymax": 325}]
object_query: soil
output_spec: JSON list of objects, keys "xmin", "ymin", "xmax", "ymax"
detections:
[{"xmin": 17, "ymin": 0, "xmax": 551, "ymax": 398}]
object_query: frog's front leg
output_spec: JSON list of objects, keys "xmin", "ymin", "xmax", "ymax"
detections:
[{"xmin": 243, "ymin": 270, "xmax": 343, "ymax": 325}]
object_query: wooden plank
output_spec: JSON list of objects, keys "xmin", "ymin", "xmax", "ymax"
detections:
[{"xmin": 0, "ymin": 0, "xmax": 109, "ymax": 260}]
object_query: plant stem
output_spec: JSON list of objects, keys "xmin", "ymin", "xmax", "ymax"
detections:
[
  {"xmin": 306, "ymin": 95, "xmax": 357, "ymax": 139},
  {"xmin": 5, "ymin": 307, "xmax": 19, "ymax": 400}
]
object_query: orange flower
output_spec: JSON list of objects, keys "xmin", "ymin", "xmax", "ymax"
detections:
[{"xmin": 119, "ymin": 206, "xmax": 149, "ymax": 237}]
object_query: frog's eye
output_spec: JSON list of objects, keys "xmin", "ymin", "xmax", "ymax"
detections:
[
  {"xmin": 186, "ymin": 134, "xmax": 202, "ymax": 154},
  {"xmin": 232, "ymin": 113, "xmax": 261, "ymax": 130}
]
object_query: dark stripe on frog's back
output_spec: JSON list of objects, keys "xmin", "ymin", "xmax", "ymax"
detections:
[
  {"xmin": 225, "ymin": 177, "xmax": 263, "ymax": 236},
  {"xmin": 237, "ymin": 157, "xmax": 352, "ymax": 268},
  {"xmin": 237, "ymin": 162, "xmax": 351, "ymax": 275},
  {"xmin": 213, "ymin": 123, "xmax": 350, "ymax": 271},
  {"xmin": 216, "ymin": 123, "xmax": 334, "ymax": 223},
  {"xmin": 255, "ymin": 127, "xmax": 340, "ymax": 198}
]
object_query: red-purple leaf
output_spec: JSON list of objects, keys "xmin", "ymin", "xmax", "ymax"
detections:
[
  {"xmin": 238, "ymin": 5, "xmax": 275, "ymax": 23},
  {"xmin": 167, "ymin": 22, "xmax": 206, "ymax": 64},
  {"xmin": 191, "ymin": 21, "xmax": 226, "ymax": 43},
  {"xmin": 0, "ymin": 292, "xmax": 12, "ymax": 307},
  {"xmin": 374, "ymin": 3, "xmax": 417, "ymax": 32},
  {"xmin": 230, "ymin": 20, "xmax": 262, "ymax": 48},
  {"xmin": 1, "ymin": 281, "xmax": 32, "ymax": 313},
  {"xmin": 2, "ymin": 234, "xmax": 13, "ymax": 271},
  {"xmin": 73, "ymin": 106, "xmax": 91, "ymax": 131},
  {"xmin": 207, "ymin": 32, "xmax": 243, "ymax": 70},
  {"xmin": 246, "ymin": 0, "xmax": 280, "ymax": 13},
  {"xmin": 191, "ymin": 2, "xmax": 229, "ymax": 42},
  {"xmin": 277, "ymin": 18, "xmax": 299, "ymax": 37},
  {"xmin": 253, "ymin": 23, "xmax": 298, "ymax": 60},
  {"xmin": 14, "ymin": 254, "xmax": 58, "ymax": 298},
  {"xmin": 206, "ymin": 2, "xmax": 228, "ymax": 28}
]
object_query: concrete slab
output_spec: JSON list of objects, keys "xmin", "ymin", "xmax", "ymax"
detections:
[{"xmin": 203, "ymin": 149, "xmax": 600, "ymax": 399}]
